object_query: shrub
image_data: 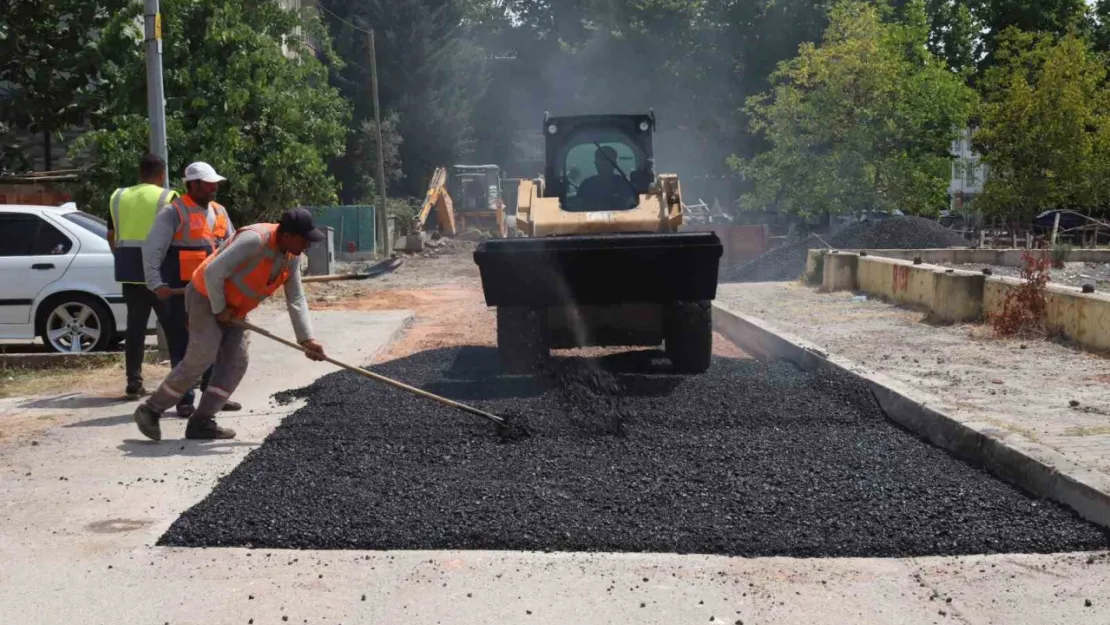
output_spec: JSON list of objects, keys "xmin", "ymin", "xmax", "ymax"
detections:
[{"xmin": 989, "ymin": 252, "xmax": 1051, "ymax": 338}]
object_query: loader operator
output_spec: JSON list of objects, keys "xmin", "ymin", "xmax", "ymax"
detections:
[
  {"xmin": 133, "ymin": 208, "xmax": 327, "ymax": 441},
  {"xmin": 143, "ymin": 162, "xmax": 241, "ymax": 418},
  {"xmin": 575, "ymin": 145, "xmax": 638, "ymax": 209}
]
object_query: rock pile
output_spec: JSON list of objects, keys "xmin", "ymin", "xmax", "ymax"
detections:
[{"xmin": 722, "ymin": 216, "xmax": 969, "ymax": 283}]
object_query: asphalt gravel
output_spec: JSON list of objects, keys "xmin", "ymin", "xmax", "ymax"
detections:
[
  {"xmin": 722, "ymin": 216, "xmax": 970, "ymax": 282},
  {"xmin": 160, "ymin": 347, "xmax": 1109, "ymax": 557}
]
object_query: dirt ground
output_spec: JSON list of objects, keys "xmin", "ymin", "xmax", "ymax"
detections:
[
  {"xmin": 718, "ymin": 282, "xmax": 1110, "ymax": 476},
  {"xmin": 937, "ymin": 261, "xmax": 1110, "ymax": 289},
  {"xmin": 270, "ymin": 248, "xmax": 746, "ymax": 361}
]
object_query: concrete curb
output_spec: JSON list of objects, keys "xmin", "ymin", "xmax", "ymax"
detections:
[
  {"xmin": 0, "ymin": 350, "xmax": 162, "ymax": 370},
  {"xmin": 712, "ymin": 302, "xmax": 1110, "ymax": 530}
]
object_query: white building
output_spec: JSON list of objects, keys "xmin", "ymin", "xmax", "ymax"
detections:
[{"xmin": 949, "ymin": 127, "xmax": 986, "ymax": 212}]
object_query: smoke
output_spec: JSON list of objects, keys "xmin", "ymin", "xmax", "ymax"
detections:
[{"xmin": 487, "ymin": 12, "xmax": 741, "ymax": 203}]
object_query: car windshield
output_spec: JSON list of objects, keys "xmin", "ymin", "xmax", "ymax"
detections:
[{"xmin": 62, "ymin": 211, "xmax": 109, "ymax": 240}]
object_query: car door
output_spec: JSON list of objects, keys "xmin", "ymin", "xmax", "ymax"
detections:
[{"xmin": 0, "ymin": 211, "xmax": 78, "ymax": 325}]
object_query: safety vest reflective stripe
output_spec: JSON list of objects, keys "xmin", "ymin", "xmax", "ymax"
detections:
[
  {"xmin": 193, "ymin": 223, "xmax": 293, "ymax": 316},
  {"xmin": 170, "ymin": 197, "xmax": 227, "ymax": 248},
  {"xmin": 112, "ymin": 187, "xmax": 175, "ymax": 248},
  {"xmin": 226, "ymin": 229, "xmax": 289, "ymax": 301},
  {"xmin": 110, "ymin": 184, "xmax": 178, "ymax": 284}
]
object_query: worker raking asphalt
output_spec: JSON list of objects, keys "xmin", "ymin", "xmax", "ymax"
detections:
[{"xmin": 159, "ymin": 347, "xmax": 1110, "ymax": 557}]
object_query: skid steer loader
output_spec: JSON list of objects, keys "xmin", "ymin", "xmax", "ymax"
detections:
[{"xmin": 473, "ymin": 112, "xmax": 723, "ymax": 374}]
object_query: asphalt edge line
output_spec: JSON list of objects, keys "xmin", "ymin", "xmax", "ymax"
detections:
[
  {"xmin": 367, "ymin": 311, "xmax": 417, "ymax": 366},
  {"xmin": 711, "ymin": 301, "xmax": 1110, "ymax": 530}
]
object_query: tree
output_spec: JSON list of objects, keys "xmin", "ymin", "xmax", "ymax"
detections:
[
  {"xmin": 320, "ymin": 0, "xmax": 490, "ymax": 198},
  {"xmin": 71, "ymin": 0, "xmax": 349, "ymax": 223},
  {"xmin": 0, "ymin": 0, "xmax": 138, "ymax": 172},
  {"xmin": 973, "ymin": 28, "xmax": 1110, "ymax": 221},
  {"xmin": 976, "ymin": 0, "xmax": 1090, "ymax": 69},
  {"xmin": 732, "ymin": 0, "xmax": 977, "ymax": 218}
]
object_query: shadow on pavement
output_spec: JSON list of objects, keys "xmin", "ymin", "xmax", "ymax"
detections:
[
  {"xmin": 117, "ymin": 439, "xmax": 258, "ymax": 457},
  {"xmin": 64, "ymin": 413, "xmax": 134, "ymax": 428},
  {"xmin": 21, "ymin": 393, "xmax": 130, "ymax": 410}
]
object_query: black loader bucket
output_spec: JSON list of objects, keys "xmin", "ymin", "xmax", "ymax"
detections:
[{"xmin": 473, "ymin": 232, "xmax": 723, "ymax": 308}]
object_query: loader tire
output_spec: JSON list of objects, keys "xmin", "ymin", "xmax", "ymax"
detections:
[
  {"xmin": 497, "ymin": 306, "xmax": 549, "ymax": 374},
  {"xmin": 665, "ymin": 300, "xmax": 712, "ymax": 374}
]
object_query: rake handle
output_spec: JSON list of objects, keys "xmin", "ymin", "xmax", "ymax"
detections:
[{"xmin": 234, "ymin": 320, "xmax": 506, "ymax": 427}]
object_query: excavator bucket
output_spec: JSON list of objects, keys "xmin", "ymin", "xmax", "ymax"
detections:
[{"xmin": 474, "ymin": 232, "xmax": 722, "ymax": 308}]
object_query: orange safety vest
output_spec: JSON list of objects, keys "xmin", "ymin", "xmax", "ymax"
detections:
[
  {"xmin": 165, "ymin": 194, "xmax": 231, "ymax": 284},
  {"xmin": 193, "ymin": 223, "xmax": 296, "ymax": 318}
]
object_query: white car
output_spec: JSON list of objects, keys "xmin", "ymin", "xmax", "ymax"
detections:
[{"xmin": 0, "ymin": 203, "xmax": 155, "ymax": 353}]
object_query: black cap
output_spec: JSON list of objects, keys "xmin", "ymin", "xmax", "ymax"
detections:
[{"xmin": 278, "ymin": 207, "xmax": 325, "ymax": 242}]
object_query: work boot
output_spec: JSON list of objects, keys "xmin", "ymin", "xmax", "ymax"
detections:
[
  {"xmin": 175, "ymin": 401, "xmax": 195, "ymax": 419},
  {"xmin": 221, "ymin": 400, "xmax": 243, "ymax": 412},
  {"xmin": 185, "ymin": 417, "xmax": 236, "ymax": 440},
  {"xmin": 125, "ymin": 384, "xmax": 148, "ymax": 400},
  {"xmin": 133, "ymin": 404, "xmax": 162, "ymax": 442}
]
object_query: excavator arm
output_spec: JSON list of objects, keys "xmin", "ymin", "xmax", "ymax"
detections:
[{"xmin": 415, "ymin": 167, "xmax": 456, "ymax": 236}]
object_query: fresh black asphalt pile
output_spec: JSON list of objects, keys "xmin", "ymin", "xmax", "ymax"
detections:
[
  {"xmin": 159, "ymin": 347, "xmax": 1109, "ymax": 557},
  {"xmin": 722, "ymin": 216, "xmax": 970, "ymax": 282}
]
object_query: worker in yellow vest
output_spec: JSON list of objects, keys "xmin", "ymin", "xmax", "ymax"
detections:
[
  {"xmin": 133, "ymin": 208, "xmax": 326, "ymax": 441},
  {"xmin": 107, "ymin": 154, "xmax": 179, "ymax": 400}
]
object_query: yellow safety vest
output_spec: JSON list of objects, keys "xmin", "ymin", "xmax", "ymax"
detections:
[{"xmin": 110, "ymin": 184, "xmax": 179, "ymax": 284}]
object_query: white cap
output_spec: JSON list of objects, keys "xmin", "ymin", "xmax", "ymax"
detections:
[{"xmin": 183, "ymin": 161, "xmax": 227, "ymax": 183}]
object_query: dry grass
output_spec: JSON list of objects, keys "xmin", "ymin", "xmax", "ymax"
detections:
[{"xmin": 0, "ymin": 362, "xmax": 170, "ymax": 400}]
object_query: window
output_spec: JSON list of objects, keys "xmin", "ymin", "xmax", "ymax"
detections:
[
  {"xmin": 62, "ymin": 211, "xmax": 109, "ymax": 240},
  {"xmin": 0, "ymin": 213, "xmax": 73, "ymax": 256},
  {"xmin": 32, "ymin": 220, "xmax": 74, "ymax": 255},
  {"xmin": 0, "ymin": 214, "xmax": 41, "ymax": 256},
  {"xmin": 558, "ymin": 127, "xmax": 645, "ymax": 212}
]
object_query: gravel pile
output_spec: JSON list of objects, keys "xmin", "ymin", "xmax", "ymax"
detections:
[
  {"xmin": 722, "ymin": 217, "xmax": 970, "ymax": 283},
  {"xmin": 160, "ymin": 347, "xmax": 1108, "ymax": 557}
]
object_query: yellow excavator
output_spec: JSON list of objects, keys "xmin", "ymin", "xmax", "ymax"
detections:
[
  {"xmin": 473, "ymin": 112, "xmax": 723, "ymax": 374},
  {"xmin": 407, "ymin": 165, "xmax": 508, "ymax": 245}
]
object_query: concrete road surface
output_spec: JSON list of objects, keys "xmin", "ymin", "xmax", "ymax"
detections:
[{"xmin": 0, "ymin": 308, "xmax": 1108, "ymax": 625}]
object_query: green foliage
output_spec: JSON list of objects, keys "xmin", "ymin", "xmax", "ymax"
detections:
[
  {"xmin": 341, "ymin": 112, "xmax": 404, "ymax": 205},
  {"xmin": 973, "ymin": 29, "xmax": 1110, "ymax": 221},
  {"xmin": 0, "ymin": 0, "xmax": 139, "ymax": 171},
  {"xmin": 732, "ymin": 0, "xmax": 976, "ymax": 219},
  {"xmin": 70, "ymin": 0, "xmax": 349, "ymax": 223},
  {"xmin": 320, "ymin": 0, "xmax": 490, "ymax": 197},
  {"xmin": 1052, "ymin": 241, "xmax": 1074, "ymax": 264}
]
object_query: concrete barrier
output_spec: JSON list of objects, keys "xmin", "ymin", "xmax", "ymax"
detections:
[
  {"xmin": 985, "ymin": 277, "xmax": 1110, "ymax": 352},
  {"xmin": 809, "ymin": 247, "xmax": 1110, "ymax": 268},
  {"xmin": 712, "ymin": 303, "xmax": 1110, "ymax": 529},
  {"xmin": 820, "ymin": 252, "xmax": 858, "ymax": 291}
]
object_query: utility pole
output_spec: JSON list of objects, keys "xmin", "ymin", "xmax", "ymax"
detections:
[
  {"xmin": 368, "ymin": 29, "xmax": 389, "ymax": 256},
  {"xmin": 145, "ymin": 0, "xmax": 170, "ymax": 189}
]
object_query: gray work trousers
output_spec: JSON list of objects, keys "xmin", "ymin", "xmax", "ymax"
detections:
[{"xmin": 145, "ymin": 283, "xmax": 251, "ymax": 419}]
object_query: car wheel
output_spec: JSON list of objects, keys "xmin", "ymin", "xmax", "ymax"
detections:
[{"xmin": 38, "ymin": 294, "xmax": 115, "ymax": 354}]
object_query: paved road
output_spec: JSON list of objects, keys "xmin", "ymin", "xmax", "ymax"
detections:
[{"xmin": 0, "ymin": 307, "xmax": 1108, "ymax": 625}]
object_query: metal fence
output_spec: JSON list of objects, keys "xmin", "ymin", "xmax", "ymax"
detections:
[{"xmin": 306, "ymin": 205, "xmax": 377, "ymax": 256}]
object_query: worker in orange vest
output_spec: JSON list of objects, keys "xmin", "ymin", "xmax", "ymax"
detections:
[
  {"xmin": 133, "ymin": 208, "xmax": 326, "ymax": 441},
  {"xmin": 142, "ymin": 162, "xmax": 240, "ymax": 418}
]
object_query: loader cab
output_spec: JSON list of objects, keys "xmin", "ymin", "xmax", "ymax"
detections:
[
  {"xmin": 449, "ymin": 165, "xmax": 502, "ymax": 214},
  {"xmin": 542, "ymin": 113, "xmax": 657, "ymax": 213}
]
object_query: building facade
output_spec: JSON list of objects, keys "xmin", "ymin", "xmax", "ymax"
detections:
[{"xmin": 949, "ymin": 127, "xmax": 986, "ymax": 212}]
